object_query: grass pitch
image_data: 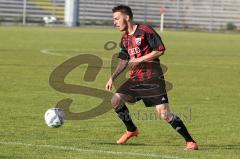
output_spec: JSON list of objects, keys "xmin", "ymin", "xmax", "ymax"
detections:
[{"xmin": 0, "ymin": 26, "xmax": 240, "ymax": 159}]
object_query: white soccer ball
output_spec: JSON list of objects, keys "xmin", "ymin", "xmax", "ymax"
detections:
[{"xmin": 44, "ymin": 108, "xmax": 64, "ymax": 128}]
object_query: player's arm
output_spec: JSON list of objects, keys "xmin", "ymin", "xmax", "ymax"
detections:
[
  {"xmin": 112, "ymin": 59, "xmax": 128, "ymax": 81},
  {"xmin": 106, "ymin": 59, "xmax": 128, "ymax": 91},
  {"xmin": 106, "ymin": 40, "xmax": 129, "ymax": 91},
  {"xmin": 129, "ymin": 50, "xmax": 164, "ymax": 67},
  {"xmin": 142, "ymin": 50, "xmax": 165, "ymax": 60}
]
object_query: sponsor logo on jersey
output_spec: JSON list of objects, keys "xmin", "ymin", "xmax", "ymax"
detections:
[{"xmin": 128, "ymin": 47, "xmax": 141, "ymax": 55}]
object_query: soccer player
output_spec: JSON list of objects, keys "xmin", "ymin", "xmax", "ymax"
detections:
[{"xmin": 105, "ymin": 5, "xmax": 198, "ymax": 150}]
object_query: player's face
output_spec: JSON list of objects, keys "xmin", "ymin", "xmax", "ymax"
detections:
[{"xmin": 113, "ymin": 12, "xmax": 128, "ymax": 32}]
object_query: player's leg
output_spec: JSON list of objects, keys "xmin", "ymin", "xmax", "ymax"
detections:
[
  {"xmin": 111, "ymin": 93, "xmax": 137, "ymax": 132},
  {"xmin": 155, "ymin": 103, "xmax": 198, "ymax": 150},
  {"xmin": 111, "ymin": 93, "xmax": 139, "ymax": 144}
]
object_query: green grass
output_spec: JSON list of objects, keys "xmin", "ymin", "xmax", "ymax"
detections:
[{"xmin": 0, "ymin": 26, "xmax": 240, "ymax": 159}]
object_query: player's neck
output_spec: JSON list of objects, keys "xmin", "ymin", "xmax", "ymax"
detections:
[{"xmin": 127, "ymin": 23, "xmax": 137, "ymax": 35}]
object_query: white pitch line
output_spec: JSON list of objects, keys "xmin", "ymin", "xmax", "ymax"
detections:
[
  {"xmin": 0, "ymin": 141, "xmax": 195, "ymax": 159},
  {"xmin": 41, "ymin": 49, "xmax": 70, "ymax": 57},
  {"xmin": 40, "ymin": 49, "xmax": 113, "ymax": 61}
]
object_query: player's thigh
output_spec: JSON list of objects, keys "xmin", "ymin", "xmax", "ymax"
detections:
[
  {"xmin": 139, "ymin": 77, "xmax": 168, "ymax": 107},
  {"xmin": 111, "ymin": 93, "xmax": 135, "ymax": 107},
  {"xmin": 116, "ymin": 79, "xmax": 138, "ymax": 103}
]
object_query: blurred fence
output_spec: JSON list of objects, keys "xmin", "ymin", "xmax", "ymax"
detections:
[{"xmin": 0, "ymin": 0, "xmax": 239, "ymax": 30}]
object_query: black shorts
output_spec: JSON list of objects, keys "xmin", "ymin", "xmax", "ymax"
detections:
[{"xmin": 116, "ymin": 77, "xmax": 169, "ymax": 107}]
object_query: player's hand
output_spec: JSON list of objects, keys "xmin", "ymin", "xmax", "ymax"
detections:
[
  {"xmin": 129, "ymin": 58, "xmax": 143, "ymax": 69},
  {"xmin": 105, "ymin": 78, "xmax": 113, "ymax": 91}
]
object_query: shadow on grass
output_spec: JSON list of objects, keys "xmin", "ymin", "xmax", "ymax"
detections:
[
  {"xmin": 93, "ymin": 141, "xmax": 240, "ymax": 150},
  {"xmin": 91, "ymin": 141, "xmax": 183, "ymax": 147},
  {"xmin": 91, "ymin": 142, "xmax": 146, "ymax": 146}
]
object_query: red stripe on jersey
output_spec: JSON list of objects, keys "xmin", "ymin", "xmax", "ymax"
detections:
[
  {"xmin": 158, "ymin": 45, "xmax": 165, "ymax": 51},
  {"xmin": 138, "ymin": 25, "xmax": 155, "ymax": 34},
  {"xmin": 122, "ymin": 34, "xmax": 128, "ymax": 49},
  {"xmin": 146, "ymin": 61, "xmax": 152, "ymax": 79},
  {"xmin": 129, "ymin": 36, "xmax": 135, "ymax": 59},
  {"xmin": 142, "ymin": 44, "xmax": 151, "ymax": 55},
  {"xmin": 136, "ymin": 68, "xmax": 144, "ymax": 81},
  {"xmin": 131, "ymin": 36, "xmax": 136, "ymax": 58},
  {"xmin": 131, "ymin": 36, "xmax": 144, "ymax": 80},
  {"xmin": 130, "ymin": 69, "xmax": 144, "ymax": 81}
]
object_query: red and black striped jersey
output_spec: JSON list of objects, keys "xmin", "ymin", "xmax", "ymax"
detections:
[{"xmin": 118, "ymin": 24, "xmax": 166, "ymax": 81}]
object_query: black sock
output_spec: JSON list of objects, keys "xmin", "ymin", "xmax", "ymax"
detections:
[
  {"xmin": 115, "ymin": 104, "xmax": 137, "ymax": 132},
  {"xmin": 169, "ymin": 115, "xmax": 195, "ymax": 142}
]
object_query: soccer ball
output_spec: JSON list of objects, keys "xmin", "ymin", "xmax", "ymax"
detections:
[{"xmin": 44, "ymin": 108, "xmax": 64, "ymax": 128}]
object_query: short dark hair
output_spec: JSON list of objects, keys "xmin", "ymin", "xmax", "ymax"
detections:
[{"xmin": 112, "ymin": 5, "xmax": 133, "ymax": 20}]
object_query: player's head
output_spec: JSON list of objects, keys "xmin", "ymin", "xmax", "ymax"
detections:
[{"xmin": 112, "ymin": 5, "xmax": 133, "ymax": 32}]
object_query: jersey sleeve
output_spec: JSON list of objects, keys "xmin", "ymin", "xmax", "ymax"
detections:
[
  {"xmin": 145, "ymin": 26, "xmax": 166, "ymax": 52},
  {"xmin": 118, "ymin": 40, "xmax": 130, "ymax": 60}
]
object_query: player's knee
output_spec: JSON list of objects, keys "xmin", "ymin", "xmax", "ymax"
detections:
[
  {"xmin": 156, "ymin": 104, "xmax": 173, "ymax": 122},
  {"xmin": 160, "ymin": 112, "xmax": 172, "ymax": 121},
  {"xmin": 111, "ymin": 93, "xmax": 123, "ymax": 109},
  {"xmin": 160, "ymin": 111, "xmax": 174, "ymax": 122}
]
